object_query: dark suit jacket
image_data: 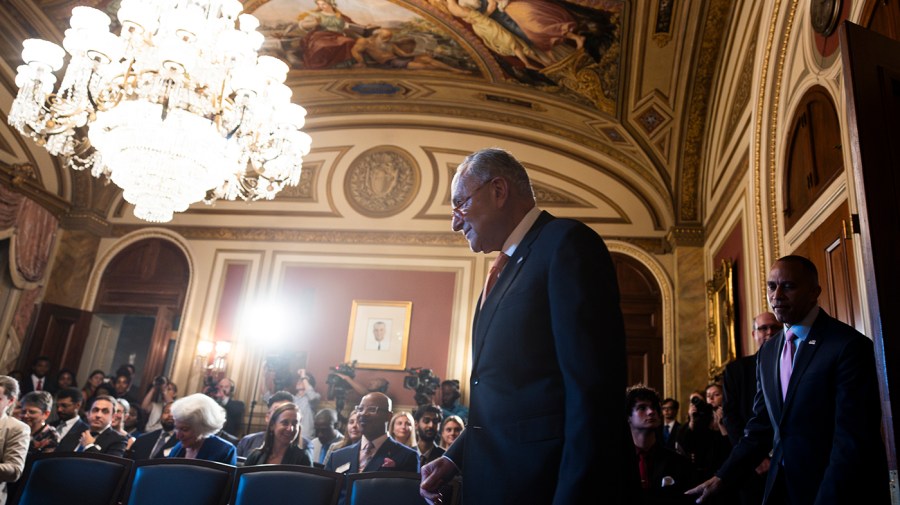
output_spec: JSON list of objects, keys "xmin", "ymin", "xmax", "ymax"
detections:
[
  {"xmin": 627, "ymin": 444, "xmax": 699, "ymax": 505},
  {"xmin": 324, "ymin": 438, "xmax": 418, "ymax": 474},
  {"xmin": 222, "ymin": 399, "xmax": 245, "ymax": 438},
  {"xmin": 717, "ymin": 309, "xmax": 889, "ymax": 504},
  {"xmin": 129, "ymin": 429, "xmax": 177, "ymax": 459},
  {"xmin": 19, "ymin": 376, "xmax": 56, "ymax": 396},
  {"xmin": 245, "ymin": 444, "xmax": 311, "ymax": 466},
  {"xmin": 169, "ymin": 435, "xmax": 237, "ymax": 465},
  {"xmin": 723, "ymin": 354, "xmax": 758, "ymax": 445},
  {"xmin": 445, "ymin": 211, "xmax": 627, "ymax": 504},
  {"xmin": 83, "ymin": 427, "xmax": 127, "ymax": 457},
  {"xmin": 53, "ymin": 418, "xmax": 89, "ymax": 452}
]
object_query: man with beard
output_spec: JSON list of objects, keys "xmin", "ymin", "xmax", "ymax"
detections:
[
  {"xmin": 414, "ymin": 404, "xmax": 444, "ymax": 467},
  {"xmin": 52, "ymin": 387, "xmax": 89, "ymax": 452},
  {"xmin": 128, "ymin": 401, "xmax": 177, "ymax": 459}
]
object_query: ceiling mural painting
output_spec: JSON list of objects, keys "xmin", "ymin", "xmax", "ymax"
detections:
[{"xmin": 242, "ymin": 0, "xmax": 625, "ymax": 114}]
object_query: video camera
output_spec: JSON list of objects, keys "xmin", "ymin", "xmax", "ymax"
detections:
[
  {"xmin": 690, "ymin": 395, "xmax": 714, "ymax": 426},
  {"xmin": 403, "ymin": 367, "xmax": 441, "ymax": 406},
  {"xmin": 326, "ymin": 360, "xmax": 357, "ymax": 402}
]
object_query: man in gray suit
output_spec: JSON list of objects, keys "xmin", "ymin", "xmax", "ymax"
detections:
[{"xmin": 0, "ymin": 375, "xmax": 30, "ymax": 505}]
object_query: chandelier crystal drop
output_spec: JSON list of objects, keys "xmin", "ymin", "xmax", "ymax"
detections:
[{"xmin": 8, "ymin": 0, "xmax": 312, "ymax": 223}]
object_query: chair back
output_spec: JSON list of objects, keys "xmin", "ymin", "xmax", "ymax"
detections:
[
  {"xmin": 11, "ymin": 452, "xmax": 133, "ymax": 505},
  {"xmin": 123, "ymin": 458, "xmax": 234, "ymax": 505},
  {"xmin": 233, "ymin": 465, "xmax": 343, "ymax": 505},
  {"xmin": 346, "ymin": 471, "xmax": 427, "ymax": 505}
]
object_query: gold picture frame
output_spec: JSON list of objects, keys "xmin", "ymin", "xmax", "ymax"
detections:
[
  {"xmin": 345, "ymin": 300, "xmax": 412, "ymax": 370},
  {"xmin": 707, "ymin": 259, "xmax": 737, "ymax": 379}
]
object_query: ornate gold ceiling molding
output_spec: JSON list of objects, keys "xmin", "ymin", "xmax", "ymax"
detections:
[
  {"xmin": 344, "ymin": 146, "xmax": 421, "ymax": 218},
  {"xmin": 753, "ymin": 0, "xmax": 798, "ymax": 307},
  {"xmin": 677, "ymin": 0, "xmax": 734, "ymax": 224},
  {"xmin": 706, "ymin": 152, "xmax": 749, "ymax": 235},
  {"xmin": 666, "ymin": 225, "xmax": 704, "ymax": 248}
]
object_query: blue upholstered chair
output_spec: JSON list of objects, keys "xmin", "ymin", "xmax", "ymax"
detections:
[
  {"xmin": 122, "ymin": 458, "xmax": 234, "ymax": 505},
  {"xmin": 11, "ymin": 452, "xmax": 133, "ymax": 505},
  {"xmin": 232, "ymin": 465, "xmax": 343, "ymax": 505},
  {"xmin": 346, "ymin": 471, "xmax": 427, "ymax": 505}
]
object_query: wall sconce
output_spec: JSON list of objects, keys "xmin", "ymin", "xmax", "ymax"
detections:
[{"xmin": 212, "ymin": 341, "xmax": 232, "ymax": 372}]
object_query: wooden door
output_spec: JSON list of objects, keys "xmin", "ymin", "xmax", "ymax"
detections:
[
  {"xmin": 791, "ymin": 201, "xmax": 862, "ymax": 332},
  {"xmin": 612, "ymin": 254, "xmax": 664, "ymax": 393},
  {"xmin": 840, "ymin": 19, "xmax": 900, "ymax": 475}
]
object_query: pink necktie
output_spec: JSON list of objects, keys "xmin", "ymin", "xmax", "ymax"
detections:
[
  {"xmin": 780, "ymin": 330, "xmax": 796, "ymax": 400},
  {"xmin": 359, "ymin": 441, "xmax": 374, "ymax": 470},
  {"xmin": 481, "ymin": 253, "xmax": 510, "ymax": 308}
]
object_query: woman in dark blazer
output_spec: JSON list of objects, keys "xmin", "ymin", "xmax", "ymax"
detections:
[
  {"xmin": 168, "ymin": 393, "xmax": 237, "ymax": 465},
  {"xmin": 245, "ymin": 403, "xmax": 311, "ymax": 466}
]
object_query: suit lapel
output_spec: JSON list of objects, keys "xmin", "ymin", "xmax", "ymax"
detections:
[{"xmin": 471, "ymin": 212, "xmax": 552, "ymax": 371}]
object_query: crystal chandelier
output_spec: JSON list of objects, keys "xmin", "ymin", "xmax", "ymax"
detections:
[{"xmin": 8, "ymin": 0, "xmax": 312, "ymax": 223}]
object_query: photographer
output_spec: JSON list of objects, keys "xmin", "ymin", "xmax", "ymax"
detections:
[
  {"xmin": 293, "ymin": 369, "xmax": 320, "ymax": 439},
  {"xmin": 439, "ymin": 379, "xmax": 468, "ymax": 424},
  {"xmin": 675, "ymin": 391, "xmax": 732, "ymax": 503},
  {"xmin": 404, "ymin": 368, "xmax": 441, "ymax": 407},
  {"xmin": 141, "ymin": 376, "xmax": 177, "ymax": 432}
]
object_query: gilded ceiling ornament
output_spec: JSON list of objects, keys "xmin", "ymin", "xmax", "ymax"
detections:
[{"xmin": 345, "ymin": 147, "xmax": 420, "ymax": 217}]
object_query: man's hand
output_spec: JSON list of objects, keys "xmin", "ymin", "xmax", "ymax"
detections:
[
  {"xmin": 420, "ymin": 457, "xmax": 457, "ymax": 504},
  {"xmin": 685, "ymin": 475, "xmax": 722, "ymax": 503}
]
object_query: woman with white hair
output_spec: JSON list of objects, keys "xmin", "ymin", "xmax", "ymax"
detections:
[{"xmin": 168, "ymin": 393, "xmax": 236, "ymax": 464}]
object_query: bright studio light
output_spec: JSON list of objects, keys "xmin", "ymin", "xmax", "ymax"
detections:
[{"xmin": 237, "ymin": 299, "xmax": 291, "ymax": 347}]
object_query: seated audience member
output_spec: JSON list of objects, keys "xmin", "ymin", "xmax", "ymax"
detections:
[
  {"xmin": 439, "ymin": 380, "xmax": 468, "ymax": 424},
  {"xmin": 142, "ymin": 376, "xmax": 177, "ymax": 432},
  {"xmin": 626, "ymin": 384, "xmax": 697, "ymax": 505},
  {"xmin": 21, "ymin": 391, "xmax": 58, "ymax": 453},
  {"xmin": 21, "ymin": 356, "xmax": 54, "ymax": 395},
  {"xmin": 293, "ymin": 370, "xmax": 320, "ymax": 439},
  {"xmin": 124, "ymin": 403, "xmax": 145, "ymax": 439},
  {"xmin": 52, "ymin": 387, "xmax": 89, "ymax": 452},
  {"xmin": 311, "ymin": 408, "xmax": 344, "ymax": 466},
  {"xmin": 112, "ymin": 398, "xmax": 136, "ymax": 449},
  {"xmin": 0, "ymin": 375, "xmax": 30, "ymax": 505},
  {"xmin": 440, "ymin": 415, "xmax": 464, "ymax": 450},
  {"xmin": 82, "ymin": 370, "xmax": 106, "ymax": 405},
  {"xmin": 54, "ymin": 369, "xmax": 77, "ymax": 390},
  {"xmin": 237, "ymin": 391, "xmax": 313, "ymax": 461},
  {"xmin": 168, "ymin": 393, "xmax": 237, "ymax": 464},
  {"xmin": 78, "ymin": 395, "xmax": 128, "ymax": 456},
  {"xmin": 245, "ymin": 403, "xmax": 311, "ymax": 466},
  {"xmin": 414, "ymin": 404, "xmax": 444, "ymax": 467},
  {"xmin": 112, "ymin": 371, "xmax": 140, "ymax": 406},
  {"xmin": 389, "ymin": 411, "xmax": 416, "ymax": 448},
  {"xmin": 129, "ymin": 401, "xmax": 177, "ymax": 459},
  {"xmin": 323, "ymin": 409, "xmax": 361, "ymax": 464},
  {"xmin": 325, "ymin": 393, "xmax": 418, "ymax": 474}
]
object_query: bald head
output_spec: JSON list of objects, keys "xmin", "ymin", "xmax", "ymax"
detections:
[
  {"xmin": 357, "ymin": 392, "xmax": 392, "ymax": 440},
  {"xmin": 752, "ymin": 312, "xmax": 779, "ymax": 348}
]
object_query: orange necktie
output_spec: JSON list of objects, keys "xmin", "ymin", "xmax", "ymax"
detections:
[{"xmin": 481, "ymin": 253, "xmax": 510, "ymax": 308}]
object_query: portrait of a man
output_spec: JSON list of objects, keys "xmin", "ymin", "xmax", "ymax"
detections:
[{"xmin": 366, "ymin": 320, "xmax": 391, "ymax": 351}]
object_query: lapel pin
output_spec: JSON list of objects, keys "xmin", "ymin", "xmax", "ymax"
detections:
[
  {"xmin": 808, "ymin": 340, "xmax": 816, "ymax": 345},
  {"xmin": 517, "ymin": 257, "xmax": 523, "ymax": 264}
]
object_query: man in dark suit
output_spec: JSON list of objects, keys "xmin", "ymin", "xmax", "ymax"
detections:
[
  {"xmin": 660, "ymin": 397, "xmax": 682, "ymax": 451},
  {"xmin": 413, "ymin": 404, "xmax": 444, "ymax": 467},
  {"xmin": 420, "ymin": 148, "xmax": 627, "ymax": 504},
  {"xmin": 212, "ymin": 377, "xmax": 245, "ymax": 439},
  {"xmin": 19, "ymin": 356, "xmax": 54, "ymax": 396},
  {"xmin": 129, "ymin": 401, "xmax": 177, "ymax": 459},
  {"xmin": 78, "ymin": 395, "xmax": 127, "ymax": 457},
  {"xmin": 722, "ymin": 311, "xmax": 778, "ymax": 504},
  {"xmin": 688, "ymin": 255, "xmax": 890, "ymax": 504},
  {"xmin": 52, "ymin": 387, "xmax": 89, "ymax": 452},
  {"xmin": 325, "ymin": 392, "xmax": 418, "ymax": 474}
]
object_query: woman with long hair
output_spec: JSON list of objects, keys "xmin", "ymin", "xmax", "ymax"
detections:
[
  {"xmin": 245, "ymin": 403, "xmax": 311, "ymax": 466},
  {"xmin": 389, "ymin": 411, "xmax": 416, "ymax": 448}
]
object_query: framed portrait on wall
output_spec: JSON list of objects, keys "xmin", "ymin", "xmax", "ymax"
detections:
[
  {"xmin": 707, "ymin": 259, "xmax": 737, "ymax": 379},
  {"xmin": 345, "ymin": 300, "xmax": 412, "ymax": 370}
]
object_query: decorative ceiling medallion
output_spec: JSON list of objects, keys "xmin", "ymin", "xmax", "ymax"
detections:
[
  {"xmin": 345, "ymin": 147, "xmax": 420, "ymax": 218},
  {"xmin": 600, "ymin": 127, "xmax": 627, "ymax": 143},
  {"xmin": 636, "ymin": 105, "xmax": 668, "ymax": 135}
]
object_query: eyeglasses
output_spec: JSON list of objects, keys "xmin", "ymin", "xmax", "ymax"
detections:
[
  {"xmin": 451, "ymin": 179, "xmax": 493, "ymax": 217},
  {"xmin": 354, "ymin": 405, "xmax": 381, "ymax": 415}
]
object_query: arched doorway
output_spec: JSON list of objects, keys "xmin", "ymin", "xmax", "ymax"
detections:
[
  {"xmin": 78, "ymin": 238, "xmax": 189, "ymax": 395},
  {"xmin": 612, "ymin": 253, "xmax": 664, "ymax": 393}
]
